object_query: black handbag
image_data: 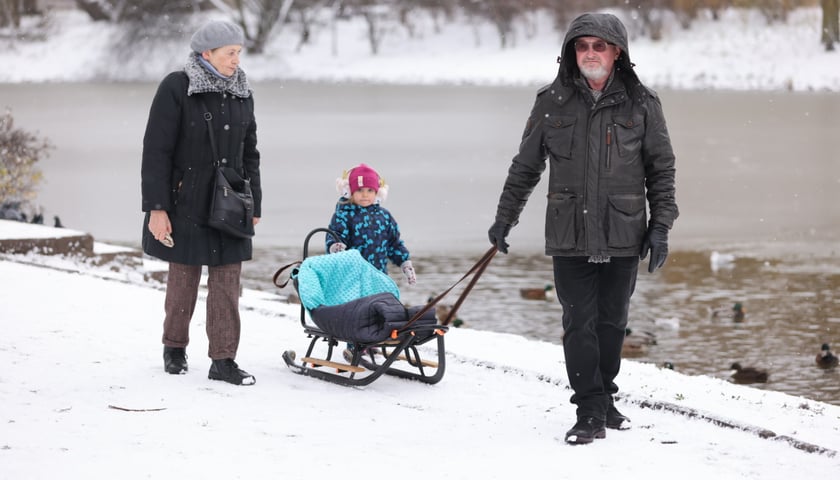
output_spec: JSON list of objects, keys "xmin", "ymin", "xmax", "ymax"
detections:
[{"xmin": 201, "ymin": 100, "xmax": 254, "ymax": 239}]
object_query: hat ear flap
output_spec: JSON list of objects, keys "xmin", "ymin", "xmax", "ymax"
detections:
[
  {"xmin": 336, "ymin": 170, "xmax": 350, "ymax": 198},
  {"xmin": 376, "ymin": 182, "xmax": 388, "ymax": 203}
]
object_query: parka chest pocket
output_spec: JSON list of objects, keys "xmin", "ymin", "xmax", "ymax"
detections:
[
  {"xmin": 543, "ymin": 115, "xmax": 577, "ymax": 160},
  {"xmin": 611, "ymin": 114, "xmax": 644, "ymax": 158}
]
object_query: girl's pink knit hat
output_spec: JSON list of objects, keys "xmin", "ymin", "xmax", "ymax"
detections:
[
  {"xmin": 347, "ymin": 164, "xmax": 381, "ymax": 194},
  {"xmin": 336, "ymin": 164, "xmax": 389, "ymax": 202}
]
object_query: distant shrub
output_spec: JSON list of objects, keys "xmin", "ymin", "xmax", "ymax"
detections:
[{"xmin": 0, "ymin": 108, "xmax": 51, "ymax": 214}]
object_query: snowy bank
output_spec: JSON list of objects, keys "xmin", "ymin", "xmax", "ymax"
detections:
[
  {"xmin": 1, "ymin": 220, "xmax": 839, "ymax": 478},
  {"xmin": 2, "ymin": 7, "xmax": 839, "ymax": 91}
]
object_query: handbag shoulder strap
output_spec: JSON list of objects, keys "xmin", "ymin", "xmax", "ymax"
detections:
[
  {"xmin": 199, "ymin": 97, "xmax": 248, "ymax": 179},
  {"xmin": 198, "ymin": 98, "xmax": 219, "ymax": 168}
]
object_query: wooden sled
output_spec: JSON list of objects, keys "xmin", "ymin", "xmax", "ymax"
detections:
[
  {"xmin": 281, "ymin": 320, "xmax": 448, "ymax": 387},
  {"xmin": 274, "ymin": 227, "xmax": 495, "ymax": 387}
]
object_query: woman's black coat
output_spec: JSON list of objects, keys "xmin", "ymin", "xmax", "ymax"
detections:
[{"xmin": 141, "ymin": 71, "xmax": 261, "ymax": 266}]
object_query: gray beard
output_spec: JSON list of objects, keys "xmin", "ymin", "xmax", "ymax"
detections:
[{"xmin": 581, "ymin": 64, "xmax": 609, "ymax": 83}]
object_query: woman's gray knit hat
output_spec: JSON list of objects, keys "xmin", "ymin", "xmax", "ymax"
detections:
[{"xmin": 190, "ymin": 20, "xmax": 245, "ymax": 53}]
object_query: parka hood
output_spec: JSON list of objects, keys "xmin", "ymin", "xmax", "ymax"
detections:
[
  {"xmin": 561, "ymin": 12, "xmax": 629, "ymax": 57},
  {"xmin": 555, "ymin": 12, "xmax": 642, "ymax": 96}
]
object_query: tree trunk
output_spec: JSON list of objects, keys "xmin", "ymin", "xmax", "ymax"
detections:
[
  {"xmin": 1, "ymin": 0, "xmax": 22, "ymax": 28},
  {"xmin": 363, "ymin": 10, "xmax": 380, "ymax": 55},
  {"xmin": 823, "ymin": 0, "xmax": 840, "ymax": 51},
  {"xmin": 74, "ymin": 0, "xmax": 112, "ymax": 22},
  {"xmin": 23, "ymin": 0, "xmax": 39, "ymax": 15}
]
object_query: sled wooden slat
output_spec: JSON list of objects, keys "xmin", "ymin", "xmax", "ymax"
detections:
[
  {"xmin": 302, "ymin": 357, "xmax": 366, "ymax": 373},
  {"xmin": 397, "ymin": 355, "xmax": 438, "ymax": 368}
]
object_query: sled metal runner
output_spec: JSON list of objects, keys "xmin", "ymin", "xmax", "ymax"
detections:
[
  {"xmin": 277, "ymin": 227, "xmax": 464, "ymax": 387},
  {"xmin": 281, "ymin": 322, "xmax": 448, "ymax": 387}
]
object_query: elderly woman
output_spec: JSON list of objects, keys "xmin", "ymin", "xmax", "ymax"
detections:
[{"xmin": 141, "ymin": 20, "xmax": 262, "ymax": 385}]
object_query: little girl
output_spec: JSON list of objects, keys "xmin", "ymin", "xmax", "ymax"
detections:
[{"xmin": 326, "ymin": 163, "xmax": 416, "ymax": 286}]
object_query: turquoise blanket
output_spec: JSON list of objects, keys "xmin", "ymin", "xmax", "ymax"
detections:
[{"xmin": 293, "ymin": 249, "xmax": 400, "ymax": 310}]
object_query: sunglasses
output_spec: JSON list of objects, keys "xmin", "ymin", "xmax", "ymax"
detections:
[{"xmin": 574, "ymin": 40, "xmax": 611, "ymax": 53}]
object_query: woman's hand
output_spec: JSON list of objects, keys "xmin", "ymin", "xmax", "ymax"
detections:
[{"xmin": 148, "ymin": 210, "xmax": 172, "ymax": 243}]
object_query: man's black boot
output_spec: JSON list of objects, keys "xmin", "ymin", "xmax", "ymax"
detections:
[
  {"xmin": 564, "ymin": 416, "xmax": 606, "ymax": 445},
  {"xmin": 606, "ymin": 405, "xmax": 631, "ymax": 430}
]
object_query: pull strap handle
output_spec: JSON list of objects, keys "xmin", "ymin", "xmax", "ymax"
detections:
[{"xmin": 272, "ymin": 261, "xmax": 302, "ymax": 289}]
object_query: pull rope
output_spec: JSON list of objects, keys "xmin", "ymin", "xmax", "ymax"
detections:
[{"xmin": 397, "ymin": 246, "xmax": 498, "ymax": 333}]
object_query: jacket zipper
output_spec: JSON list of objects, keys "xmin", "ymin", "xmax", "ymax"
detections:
[
  {"xmin": 606, "ymin": 125, "xmax": 613, "ymax": 171},
  {"xmin": 586, "ymin": 94, "xmax": 617, "ymax": 253},
  {"xmin": 583, "ymin": 111, "xmax": 593, "ymax": 252}
]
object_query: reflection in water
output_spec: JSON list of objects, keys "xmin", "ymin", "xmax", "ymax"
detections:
[{"xmin": 245, "ymin": 246, "xmax": 840, "ymax": 406}]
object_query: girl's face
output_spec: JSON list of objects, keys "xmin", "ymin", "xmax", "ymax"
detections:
[
  {"xmin": 350, "ymin": 187, "xmax": 377, "ymax": 207},
  {"xmin": 202, "ymin": 44, "xmax": 242, "ymax": 77}
]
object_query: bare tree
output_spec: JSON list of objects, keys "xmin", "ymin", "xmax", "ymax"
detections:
[
  {"xmin": 672, "ymin": 0, "xmax": 702, "ymax": 28},
  {"xmin": 702, "ymin": 0, "xmax": 731, "ymax": 21},
  {"xmin": 343, "ymin": 0, "xmax": 391, "ymax": 55},
  {"xmin": 288, "ymin": 0, "xmax": 331, "ymax": 52},
  {"xmin": 471, "ymin": 0, "xmax": 522, "ymax": 48},
  {"xmin": 0, "ymin": 0, "xmax": 22, "ymax": 28},
  {"xmin": 204, "ymin": 0, "xmax": 295, "ymax": 54},
  {"xmin": 1, "ymin": 0, "xmax": 42, "ymax": 26},
  {"xmin": 403, "ymin": 0, "xmax": 456, "ymax": 35},
  {"xmin": 544, "ymin": 0, "xmax": 593, "ymax": 40},
  {"xmin": 754, "ymin": 0, "xmax": 793, "ymax": 24},
  {"xmin": 1, "ymin": 0, "xmax": 51, "ymax": 41},
  {"xmin": 74, "ymin": 0, "xmax": 294, "ymax": 55},
  {"xmin": 822, "ymin": 0, "xmax": 839, "ymax": 50},
  {"xmin": 74, "ymin": 0, "xmax": 205, "ymax": 23}
]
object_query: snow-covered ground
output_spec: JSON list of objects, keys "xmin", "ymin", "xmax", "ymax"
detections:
[
  {"xmin": 2, "ymin": 7, "xmax": 839, "ymax": 91},
  {"xmin": 1, "ymin": 219, "xmax": 839, "ymax": 478}
]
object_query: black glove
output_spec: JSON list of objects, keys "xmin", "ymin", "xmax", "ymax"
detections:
[
  {"xmin": 640, "ymin": 222, "xmax": 669, "ymax": 273},
  {"xmin": 488, "ymin": 221, "xmax": 512, "ymax": 254}
]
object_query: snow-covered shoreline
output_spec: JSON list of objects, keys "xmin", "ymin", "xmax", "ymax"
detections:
[
  {"xmin": 1, "ymin": 219, "xmax": 839, "ymax": 477},
  {"xmin": 2, "ymin": 7, "xmax": 839, "ymax": 91}
]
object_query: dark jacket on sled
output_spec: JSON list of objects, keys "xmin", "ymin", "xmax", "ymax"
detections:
[{"xmin": 310, "ymin": 292, "xmax": 437, "ymax": 344}]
